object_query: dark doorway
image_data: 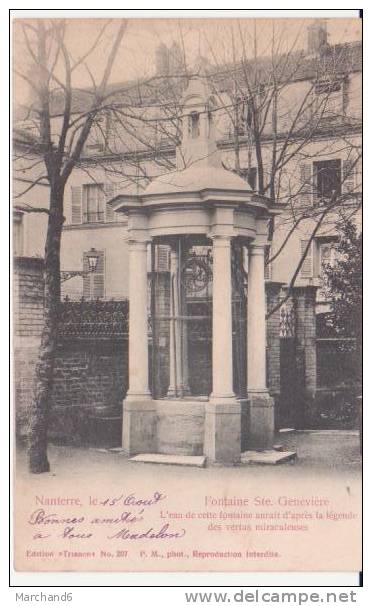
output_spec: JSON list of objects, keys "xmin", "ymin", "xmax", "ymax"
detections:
[{"xmin": 277, "ymin": 338, "xmax": 298, "ymax": 428}]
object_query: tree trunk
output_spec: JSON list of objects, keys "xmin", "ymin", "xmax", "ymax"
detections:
[{"xmin": 28, "ymin": 189, "xmax": 64, "ymax": 473}]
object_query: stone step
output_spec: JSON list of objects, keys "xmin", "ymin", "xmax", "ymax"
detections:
[
  {"xmin": 241, "ymin": 450, "xmax": 297, "ymax": 465},
  {"xmin": 129, "ymin": 453, "xmax": 207, "ymax": 467}
]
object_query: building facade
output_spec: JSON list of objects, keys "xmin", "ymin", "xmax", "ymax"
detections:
[{"xmin": 13, "ymin": 21, "xmax": 362, "ymax": 440}]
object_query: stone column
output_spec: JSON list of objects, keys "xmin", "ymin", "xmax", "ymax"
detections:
[
  {"xmin": 204, "ymin": 235, "xmax": 241, "ymax": 464},
  {"xmin": 122, "ymin": 239, "xmax": 156, "ymax": 455},
  {"xmin": 246, "ymin": 243, "xmax": 274, "ymax": 449},
  {"xmin": 265, "ymin": 282, "xmax": 284, "ymax": 396},
  {"xmin": 210, "ymin": 236, "xmax": 235, "ymax": 400},
  {"xmin": 179, "ymin": 242, "xmax": 190, "ymax": 396},
  {"xmin": 293, "ymin": 286, "xmax": 317, "ymax": 427},
  {"xmin": 167, "ymin": 246, "xmax": 182, "ymax": 397}
]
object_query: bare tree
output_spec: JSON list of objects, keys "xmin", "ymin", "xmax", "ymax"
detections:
[
  {"xmin": 13, "ymin": 19, "xmax": 361, "ymax": 472},
  {"xmin": 14, "ymin": 19, "xmax": 128, "ymax": 473},
  {"xmin": 200, "ymin": 19, "xmax": 361, "ymax": 316}
]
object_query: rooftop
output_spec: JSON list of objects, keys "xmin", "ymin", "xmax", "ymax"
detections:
[{"xmin": 21, "ymin": 39, "xmax": 362, "ymax": 118}]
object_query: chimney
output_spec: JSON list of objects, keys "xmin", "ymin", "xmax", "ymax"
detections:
[
  {"xmin": 168, "ymin": 42, "xmax": 184, "ymax": 74},
  {"xmin": 155, "ymin": 44, "xmax": 169, "ymax": 75},
  {"xmin": 307, "ymin": 20, "xmax": 328, "ymax": 55}
]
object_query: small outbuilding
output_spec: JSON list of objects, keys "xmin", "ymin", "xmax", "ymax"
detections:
[{"xmin": 110, "ymin": 77, "xmax": 277, "ymax": 464}]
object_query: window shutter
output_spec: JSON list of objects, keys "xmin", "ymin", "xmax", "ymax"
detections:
[
  {"xmin": 300, "ymin": 163, "xmax": 312, "ymax": 207},
  {"xmin": 264, "ymin": 246, "xmax": 271, "ymax": 280},
  {"xmin": 71, "ymin": 186, "xmax": 82, "ymax": 224},
  {"xmin": 82, "ymin": 276, "xmax": 90, "ymax": 298},
  {"xmin": 156, "ymin": 245, "xmax": 170, "ymax": 271},
  {"xmin": 300, "ymin": 240, "xmax": 313, "ymax": 278},
  {"xmin": 342, "ymin": 159, "xmax": 355, "ymax": 194},
  {"xmin": 104, "ymin": 183, "xmax": 116, "ymax": 222},
  {"xmin": 93, "ymin": 274, "xmax": 105, "ymax": 299}
]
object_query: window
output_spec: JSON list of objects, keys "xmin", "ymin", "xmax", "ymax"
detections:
[
  {"xmin": 189, "ymin": 112, "xmax": 200, "ymax": 139},
  {"xmin": 13, "ymin": 212, "xmax": 24, "ymax": 256},
  {"xmin": 315, "ymin": 238, "xmax": 339, "ymax": 300},
  {"xmin": 82, "ymin": 184, "xmax": 105, "ymax": 223},
  {"xmin": 230, "ymin": 97, "xmax": 254, "ymax": 138},
  {"xmin": 83, "ymin": 249, "xmax": 105, "ymax": 299},
  {"xmin": 318, "ymin": 241, "xmax": 338, "ymax": 277},
  {"xmin": 71, "ymin": 183, "xmax": 119, "ymax": 225},
  {"xmin": 313, "ymin": 159, "xmax": 341, "ymax": 202},
  {"xmin": 207, "ymin": 111, "xmax": 213, "ymax": 137},
  {"xmin": 300, "ymin": 239, "xmax": 314, "ymax": 278},
  {"xmin": 314, "ymin": 78, "xmax": 344, "ymax": 121},
  {"xmin": 314, "ymin": 79, "xmax": 342, "ymax": 95}
]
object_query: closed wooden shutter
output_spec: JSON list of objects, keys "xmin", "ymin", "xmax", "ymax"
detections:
[
  {"xmin": 300, "ymin": 239, "xmax": 313, "ymax": 278},
  {"xmin": 342, "ymin": 159, "xmax": 356, "ymax": 194},
  {"xmin": 93, "ymin": 274, "xmax": 105, "ymax": 298},
  {"xmin": 104, "ymin": 183, "xmax": 116, "ymax": 222},
  {"xmin": 264, "ymin": 245, "xmax": 271, "ymax": 280},
  {"xmin": 156, "ymin": 245, "xmax": 170, "ymax": 271},
  {"xmin": 71, "ymin": 186, "xmax": 82, "ymax": 224},
  {"xmin": 83, "ymin": 275, "xmax": 91, "ymax": 299},
  {"xmin": 83, "ymin": 250, "xmax": 105, "ymax": 299},
  {"xmin": 300, "ymin": 163, "xmax": 313, "ymax": 207}
]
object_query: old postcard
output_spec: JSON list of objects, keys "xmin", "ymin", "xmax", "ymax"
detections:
[{"xmin": 12, "ymin": 13, "xmax": 362, "ymax": 576}]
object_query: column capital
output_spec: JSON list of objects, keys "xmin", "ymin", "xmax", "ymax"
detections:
[
  {"xmin": 210, "ymin": 234, "xmax": 233, "ymax": 247},
  {"xmin": 127, "ymin": 238, "xmax": 150, "ymax": 249},
  {"xmin": 249, "ymin": 243, "xmax": 266, "ymax": 256}
]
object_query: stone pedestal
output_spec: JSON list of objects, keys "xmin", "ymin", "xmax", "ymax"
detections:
[
  {"xmin": 247, "ymin": 390, "xmax": 275, "ymax": 450},
  {"xmin": 122, "ymin": 399, "xmax": 157, "ymax": 456},
  {"xmin": 157, "ymin": 399, "xmax": 205, "ymax": 455},
  {"xmin": 204, "ymin": 401, "xmax": 241, "ymax": 465}
]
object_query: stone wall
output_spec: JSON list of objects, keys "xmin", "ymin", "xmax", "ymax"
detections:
[
  {"xmin": 49, "ymin": 338, "xmax": 128, "ymax": 446},
  {"xmin": 13, "ymin": 257, "xmax": 44, "ymax": 438},
  {"xmin": 266, "ymin": 282, "xmax": 283, "ymax": 398}
]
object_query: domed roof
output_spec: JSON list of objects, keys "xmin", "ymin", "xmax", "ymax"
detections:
[
  {"xmin": 143, "ymin": 75, "xmax": 253, "ymax": 198},
  {"xmin": 144, "ymin": 164, "xmax": 253, "ymax": 196}
]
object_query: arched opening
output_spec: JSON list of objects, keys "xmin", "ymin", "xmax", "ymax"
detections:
[{"xmin": 188, "ymin": 111, "xmax": 200, "ymax": 139}]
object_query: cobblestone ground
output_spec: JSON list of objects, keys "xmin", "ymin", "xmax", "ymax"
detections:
[{"xmin": 16, "ymin": 430, "xmax": 361, "ymax": 481}]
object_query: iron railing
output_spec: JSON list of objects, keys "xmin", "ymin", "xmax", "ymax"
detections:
[{"xmin": 58, "ymin": 298, "xmax": 129, "ymax": 338}]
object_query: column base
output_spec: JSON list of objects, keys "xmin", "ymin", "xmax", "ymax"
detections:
[
  {"xmin": 204, "ymin": 399, "xmax": 241, "ymax": 465},
  {"xmin": 166, "ymin": 387, "xmax": 178, "ymax": 398},
  {"xmin": 179, "ymin": 385, "xmax": 191, "ymax": 397},
  {"xmin": 247, "ymin": 390, "xmax": 275, "ymax": 450},
  {"xmin": 122, "ymin": 397, "xmax": 156, "ymax": 456},
  {"xmin": 209, "ymin": 393, "xmax": 236, "ymax": 404},
  {"xmin": 166, "ymin": 386, "xmax": 191, "ymax": 398},
  {"xmin": 125, "ymin": 390, "xmax": 152, "ymax": 401}
]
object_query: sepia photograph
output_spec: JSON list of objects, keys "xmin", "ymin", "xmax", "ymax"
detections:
[{"xmin": 11, "ymin": 11, "xmax": 362, "ymax": 579}]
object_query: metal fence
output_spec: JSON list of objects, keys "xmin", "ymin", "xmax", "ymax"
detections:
[{"xmin": 58, "ymin": 298, "xmax": 129, "ymax": 338}]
